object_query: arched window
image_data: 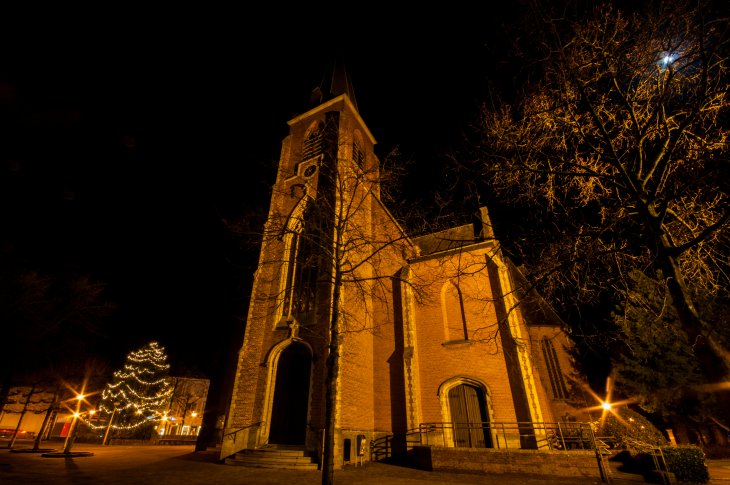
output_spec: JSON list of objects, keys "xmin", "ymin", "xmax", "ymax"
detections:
[
  {"xmin": 541, "ymin": 337, "xmax": 568, "ymax": 400},
  {"xmin": 442, "ymin": 281, "xmax": 468, "ymax": 341},
  {"xmin": 283, "ymin": 203, "xmax": 322, "ymax": 324},
  {"xmin": 352, "ymin": 130, "xmax": 365, "ymax": 170},
  {"xmin": 303, "ymin": 122, "xmax": 324, "ymax": 160}
]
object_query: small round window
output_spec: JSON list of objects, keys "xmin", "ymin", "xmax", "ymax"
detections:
[{"xmin": 303, "ymin": 165, "xmax": 317, "ymax": 178}]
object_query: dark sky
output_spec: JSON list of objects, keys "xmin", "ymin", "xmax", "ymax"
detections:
[{"xmin": 1, "ymin": 7, "xmax": 523, "ymax": 377}]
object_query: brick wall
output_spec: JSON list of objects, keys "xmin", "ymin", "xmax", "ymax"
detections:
[{"xmin": 409, "ymin": 254, "xmax": 520, "ymax": 425}]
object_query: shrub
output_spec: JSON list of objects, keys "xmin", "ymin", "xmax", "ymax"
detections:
[
  {"xmin": 661, "ymin": 445, "xmax": 709, "ymax": 483},
  {"xmin": 598, "ymin": 407, "xmax": 667, "ymax": 449}
]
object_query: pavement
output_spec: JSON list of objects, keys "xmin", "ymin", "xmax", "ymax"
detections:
[{"xmin": 1, "ymin": 441, "xmax": 729, "ymax": 484}]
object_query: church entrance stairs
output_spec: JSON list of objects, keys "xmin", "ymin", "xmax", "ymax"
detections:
[{"xmin": 224, "ymin": 444, "xmax": 319, "ymax": 470}]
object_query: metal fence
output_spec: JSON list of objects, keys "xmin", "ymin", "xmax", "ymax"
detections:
[
  {"xmin": 414, "ymin": 421, "xmax": 604, "ymax": 451},
  {"xmin": 370, "ymin": 421, "xmax": 613, "ymax": 463}
]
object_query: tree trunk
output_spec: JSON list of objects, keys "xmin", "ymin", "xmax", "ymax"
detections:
[
  {"xmin": 321, "ymin": 273, "xmax": 342, "ymax": 485},
  {"xmin": 657, "ymin": 231, "xmax": 728, "ymax": 382},
  {"xmin": 33, "ymin": 399, "xmax": 56, "ymax": 451},
  {"xmin": 8, "ymin": 384, "xmax": 34, "ymax": 449},
  {"xmin": 641, "ymin": 201, "xmax": 729, "ymax": 382}
]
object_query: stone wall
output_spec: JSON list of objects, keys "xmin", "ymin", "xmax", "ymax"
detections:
[{"xmin": 410, "ymin": 446, "xmax": 603, "ymax": 479}]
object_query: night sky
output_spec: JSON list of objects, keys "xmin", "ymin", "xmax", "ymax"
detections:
[{"xmin": 2, "ymin": 7, "xmax": 522, "ymax": 377}]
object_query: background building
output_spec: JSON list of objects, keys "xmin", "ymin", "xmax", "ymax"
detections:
[
  {"xmin": 1, "ymin": 376, "xmax": 209, "ymax": 443},
  {"xmin": 161, "ymin": 377, "xmax": 209, "ymax": 437}
]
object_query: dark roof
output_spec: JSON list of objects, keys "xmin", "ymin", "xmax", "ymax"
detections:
[
  {"xmin": 310, "ymin": 60, "xmax": 358, "ymax": 111},
  {"xmin": 411, "ymin": 224, "xmax": 476, "ymax": 256},
  {"xmin": 507, "ymin": 259, "xmax": 565, "ymax": 328}
]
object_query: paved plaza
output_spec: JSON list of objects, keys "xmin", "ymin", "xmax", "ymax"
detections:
[{"xmin": 1, "ymin": 441, "xmax": 729, "ymax": 484}]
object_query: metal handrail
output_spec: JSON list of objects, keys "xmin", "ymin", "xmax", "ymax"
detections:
[
  {"xmin": 222, "ymin": 421, "xmax": 262, "ymax": 443},
  {"xmin": 368, "ymin": 421, "xmax": 614, "ymax": 461},
  {"xmin": 417, "ymin": 421, "xmax": 599, "ymax": 451},
  {"xmin": 371, "ymin": 422, "xmax": 614, "ymax": 484},
  {"xmin": 370, "ymin": 428, "xmax": 423, "ymax": 461},
  {"xmin": 623, "ymin": 437, "xmax": 671, "ymax": 485}
]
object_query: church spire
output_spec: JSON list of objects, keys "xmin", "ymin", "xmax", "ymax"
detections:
[{"xmin": 310, "ymin": 59, "xmax": 358, "ymax": 111}]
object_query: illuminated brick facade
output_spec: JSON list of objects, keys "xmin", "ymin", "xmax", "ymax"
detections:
[{"xmin": 222, "ymin": 82, "xmax": 588, "ymax": 465}]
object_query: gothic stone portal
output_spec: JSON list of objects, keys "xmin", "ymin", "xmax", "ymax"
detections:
[{"xmin": 268, "ymin": 342, "xmax": 312, "ymax": 445}]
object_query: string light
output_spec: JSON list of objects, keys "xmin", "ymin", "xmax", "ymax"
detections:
[{"xmin": 97, "ymin": 341, "xmax": 173, "ymax": 432}]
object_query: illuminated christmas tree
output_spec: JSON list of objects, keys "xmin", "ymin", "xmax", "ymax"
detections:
[{"xmin": 99, "ymin": 341, "xmax": 173, "ymax": 436}]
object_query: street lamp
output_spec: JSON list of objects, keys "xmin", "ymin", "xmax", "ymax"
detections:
[
  {"xmin": 102, "ymin": 402, "xmax": 120, "ymax": 446},
  {"xmin": 62, "ymin": 394, "xmax": 84, "ymax": 454},
  {"xmin": 191, "ymin": 411, "xmax": 200, "ymax": 436}
]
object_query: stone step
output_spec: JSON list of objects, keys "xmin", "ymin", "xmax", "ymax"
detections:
[
  {"xmin": 607, "ymin": 459, "xmax": 648, "ymax": 483},
  {"xmin": 225, "ymin": 457, "xmax": 319, "ymax": 470},
  {"xmin": 233, "ymin": 453, "xmax": 317, "ymax": 464},
  {"xmin": 239, "ymin": 448, "xmax": 311, "ymax": 457},
  {"xmin": 224, "ymin": 445, "xmax": 319, "ymax": 471}
]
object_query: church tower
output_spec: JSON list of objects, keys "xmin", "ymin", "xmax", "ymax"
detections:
[
  {"xmin": 221, "ymin": 63, "xmax": 401, "ymax": 461},
  {"xmin": 221, "ymin": 64, "xmax": 587, "ymax": 468}
]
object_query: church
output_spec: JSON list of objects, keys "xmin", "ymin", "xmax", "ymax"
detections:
[{"xmin": 220, "ymin": 66, "xmax": 588, "ymax": 467}]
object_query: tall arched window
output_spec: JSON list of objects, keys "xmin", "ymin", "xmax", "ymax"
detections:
[
  {"xmin": 283, "ymin": 203, "xmax": 322, "ymax": 324},
  {"xmin": 442, "ymin": 281, "xmax": 468, "ymax": 341},
  {"xmin": 352, "ymin": 130, "xmax": 365, "ymax": 170},
  {"xmin": 541, "ymin": 337, "xmax": 569, "ymax": 400}
]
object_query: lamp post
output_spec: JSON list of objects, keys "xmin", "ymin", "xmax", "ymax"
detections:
[
  {"xmin": 102, "ymin": 402, "xmax": 120, "ymax": 446},
  {"xmin": 62, "ymin": 394, "xmax": 84, "ymax": 454},
  {"xmin": 191, "ymin": 411, "xmax": 198, "ymax": 436},
  {"xmin": 160, "ymin": 414, "xmax": 169, "ymax": 436}
]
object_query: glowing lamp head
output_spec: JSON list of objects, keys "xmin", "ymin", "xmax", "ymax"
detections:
[
  {"xmin": 73, "ymin": 412, "xmax": 81, "ymax": 418},
  {"xmin": 601, "ymin": 402, "xmax": 612, "ymax": 411},
  {"xmin": 76, "ymin": 394, "xmax": 85, "ymax": 401}
]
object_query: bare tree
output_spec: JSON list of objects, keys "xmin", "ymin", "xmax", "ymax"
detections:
[
  {"xmin": 292, "ymin": 153, "xmax": 417, "ymax": 485},
  {"xmin": 470, "ymin": 0, "xmax": 729, "ymax": 392},
  {"xmin": 166, "ymin": 377, "xmax": 208, "ymax": 435},
  {"xmin": 0, "ymin": 267, "xmax": 115, "ymax": 415},
  {"xmin": 225, "ymin": 111, "xmax": 436, "ymax": 484}
]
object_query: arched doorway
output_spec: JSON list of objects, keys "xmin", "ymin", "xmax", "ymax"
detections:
[
  {"xmin": 268, "ymin": 342, "xmax": 312, "ymax": 445},
  {"xmin": 448, "ymin": 383, "xmax": 492, "ymax": 448}
]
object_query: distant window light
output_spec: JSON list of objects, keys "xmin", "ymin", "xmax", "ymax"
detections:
[{"xmin": 541, "ymin": 337, "xmax": 568, "ymax": 400}]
